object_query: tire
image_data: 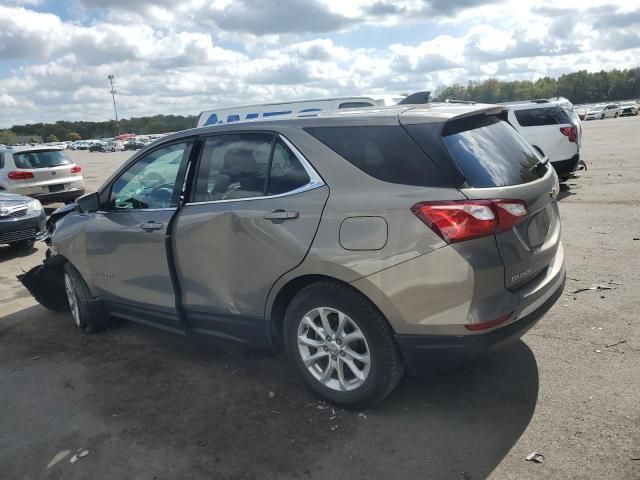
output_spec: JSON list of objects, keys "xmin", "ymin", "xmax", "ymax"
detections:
[
  {"xmin": 9, "ymin": 239, "xmax": 35, "ymax": 249},
  {"xmin": 601, "ymin": 114, "xmax": 605, "ymax": 120},
  {"xmin": 614, "ymin": 112, "xmax": 619, "ymax": 118},
  {"xmin": 283, "ymin": 281, "xmax": 404, "ymax": 406},
  {"xmin": 63, "ymin": 263, "xmax": 110, "ymax": 333}
]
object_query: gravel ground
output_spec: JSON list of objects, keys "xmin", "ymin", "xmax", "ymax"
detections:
[{"xmin": 0, "ymin": 117, "xmax": 638, "ymax": 479}]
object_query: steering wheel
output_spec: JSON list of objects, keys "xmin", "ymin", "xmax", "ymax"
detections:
[{"xmin": 146, "ymin": 182, "xmax": 174, "ymax": 207}]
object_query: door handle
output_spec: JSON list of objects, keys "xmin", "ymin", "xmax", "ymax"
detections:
[
  {"xmin": 140, "ymin": 221, "xmax": 164, "ymax": 231},
  {"xmin": 264, "ymin": 210, "xmax": 299, "ymax": 221}
]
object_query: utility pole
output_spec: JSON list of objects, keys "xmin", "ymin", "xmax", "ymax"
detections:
[{"xmin": 107, "ymin": 74, "xmax": 120, "ymax": 134}]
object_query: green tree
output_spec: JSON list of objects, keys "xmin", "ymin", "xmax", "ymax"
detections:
[
  {"xmin": 67, "ymin": 132, "xmax": 82, "ymax": 141},
  {"xmin": 46, "ymin": 134, "xmax": 59, "ymax": 143}
]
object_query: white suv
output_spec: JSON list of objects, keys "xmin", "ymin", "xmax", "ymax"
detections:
[
  {"xmin": 501, "ymin": 99, "xmax": 581, "ymax": 180},
  {"xmin": 0, "ymin": 146, "xmax": 85, "ymax": 204}
]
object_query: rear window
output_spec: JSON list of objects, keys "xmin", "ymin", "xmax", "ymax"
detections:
[
  {"xmin": 514, "ymin": 107, "xmax": 572, "ymax": 126},
  {"xmin": 304, "ymin": 125, "xmax": 450, "ymax": 187},
  {"xmin": 442, "ymin": 116, "xmax": 543, "ymax": 188},
  {"xmin": 13, "ymin": 150, "xmax": 72, "ymax": 169}
]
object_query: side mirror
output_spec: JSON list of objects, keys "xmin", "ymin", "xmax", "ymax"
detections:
[{"xmin": 75, "ymin": 192, "xmax": 100, "ymax": 213}]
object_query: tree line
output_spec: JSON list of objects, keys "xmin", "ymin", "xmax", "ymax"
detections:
[
  {"xmin": 1, "ymin": 114, "xmax": 197, "ymax": 144},
  {"xmin": 434, "ymin": 68, "xmax": 640, "ymax": 104},
  {"xmin": 2, "ymin": 67, "xmax": 639, "ymax": 144}
]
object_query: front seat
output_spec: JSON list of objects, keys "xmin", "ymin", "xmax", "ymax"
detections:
[{"xmin": 218, "ymin": 147, "xmax": 265, "ymax": 199}]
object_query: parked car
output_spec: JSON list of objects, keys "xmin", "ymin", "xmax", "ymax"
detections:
[
  {"xmin": 89, "ymin": 142, "xmax": 107, "ymax": 152},
  {"xmin": 619, "ymin": 102, "xmax": 639, "ymax": 117},
  {"xmin": 20, "ymin": 104, "xmax": 565, "ymax": 406},
  {"xmin": 0, "ymin": 191, "xmax": 46, "ymax": 249},
  {"xmin": 124, "ymin": 140, "xmax": 147, "ymax": 151},
  {"xmin": 585, "ymin": 104, "xmax": 620, "ymax": 120},
  {"xmin": 109, "ymin": 141, "xmax": 125, "ymax": 152},
  {"xmin": 501, "ymin": 99, "xmax": 581, "ymax": 180},
  {"xmin": 0, "ymin": 146, "xmax": 85, "ymax": 204}
]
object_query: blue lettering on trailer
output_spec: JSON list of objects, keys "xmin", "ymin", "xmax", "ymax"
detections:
[
  {"xmin": 245, "ymin": 113, "xmax": 259, "ymax": 119},
  {"xmin": 204, "ymin": 113, "xmax": 219, "ymax": 126},
  {"xmin": 263, "ymin": 110, "xmax": 292, "ymax": 117},
  {"xmin": 227, "ymin": 114, "xmax": 241, "ymax": 122}
]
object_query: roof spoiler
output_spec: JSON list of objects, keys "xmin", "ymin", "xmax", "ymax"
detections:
[{"xmin": 398, "ymin": 91, "xmax": 431, "ymax": 105}]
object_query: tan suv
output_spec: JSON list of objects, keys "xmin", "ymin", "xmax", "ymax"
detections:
[
  {"xmin": 0, "ymin": 146, "xmax": 85, "ymax": 203},
  {"xmin": 20, "ymin": 103, "xmax": 565, "ymax": 405}
]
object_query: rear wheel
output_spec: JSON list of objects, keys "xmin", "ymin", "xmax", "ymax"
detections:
[
  {"xmin": 601, "ymin": 114, "xmax": 605, "ymax": 120},
  {"xmin": 63, "ymin": 263, "xmax": 110, "ymax": 333},
  {"xmin": 614, "ymin": 112, "xmax": 619, "ymax": 118},
  {"xmin": 283, "ymin": 282, "xmax": 404, "ymax": 406}
]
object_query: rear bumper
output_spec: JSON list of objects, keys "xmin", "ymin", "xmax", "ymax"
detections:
[
  {"xmin": 0, "ymin": 212, "xmax": 46, "ymax": 244},
  {"xmin": 552, "ymin": 154, "xmax": 580, "ymax": 177},
  {"xmin": 31, "ymin": 188, "xmax": 85, "ymax": 204},
  {"xmin": 396, "ymin": 273, "xmax": 565, "ymax": 376}
]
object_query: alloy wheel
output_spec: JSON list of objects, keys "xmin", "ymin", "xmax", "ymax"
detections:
[
  {"xmin": 297, "ymin": 307, "xmax": 371, "ymax": 392},
  {"xmin": 64, "ymin": 273, "xmax": 82, "ymax": 327}
]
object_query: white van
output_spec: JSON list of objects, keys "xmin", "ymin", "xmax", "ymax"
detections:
[{"xmin": 197, "ymin": 97, "xmax": 385, "ymax": 127}]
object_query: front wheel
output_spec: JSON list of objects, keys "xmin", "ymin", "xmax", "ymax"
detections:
[
  {"xmin": 601, "ymin": 114, "xmax": 605, "ymax": 120},
  {"xmin": 283, "ymin": 282, "xmax": 404, "ymax": 406},
  {"xmin": 63, "ymin": 263, "xmax": 110, "ymax": 333},
  {"xmin": 614, "ymin": 112, "xmax": 619, "ymax": 118}
]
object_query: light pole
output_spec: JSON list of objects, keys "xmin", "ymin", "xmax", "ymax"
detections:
[{"xmin": 107, "ymin": 74, "xmax": 119, "ymax": 134}]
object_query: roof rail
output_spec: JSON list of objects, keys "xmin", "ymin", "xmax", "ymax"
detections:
[{"xmin": 444, "ymin": 99, "xmax": 476, "ymax": 105}]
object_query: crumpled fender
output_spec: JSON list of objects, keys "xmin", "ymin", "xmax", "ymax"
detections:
[{"xmin": 17, "ymin": 253, "xmax": 68, "ymax": 311}]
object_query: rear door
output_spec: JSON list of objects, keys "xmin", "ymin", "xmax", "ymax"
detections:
[
  {"xmin": 85, "ymin": 140, "xmax": 193, "ymax": 331},
  {"xmin": 439, "ymin": 115, "xmax": 561, "ymax": 290},
  {"xmin": 172, "ymin": 132, "xmax": 328, "ymax": 345}
]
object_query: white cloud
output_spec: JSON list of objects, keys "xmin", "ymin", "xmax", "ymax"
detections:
[{"xmin": 0, "ymin": 0, "xmax": 639, "ymax": 127}]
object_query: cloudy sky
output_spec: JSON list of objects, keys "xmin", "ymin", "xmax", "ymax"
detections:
[{"xmin": 0, "ymin": 0, "xmax": 639, "ymax": 127}]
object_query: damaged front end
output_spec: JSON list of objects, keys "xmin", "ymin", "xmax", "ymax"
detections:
[{"xmin": 17, "ymin": 202, "xmax": 76, "ymax": 311}]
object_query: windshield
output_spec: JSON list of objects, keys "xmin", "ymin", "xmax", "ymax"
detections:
[
  {"xmin": 442, "ymin": 115, "xmax": 543, "ymax": 188},
  {"xmin": 13, "ymin": 150, "xmax": 72, "ymax": 169}
]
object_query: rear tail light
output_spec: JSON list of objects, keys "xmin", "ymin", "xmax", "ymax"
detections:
[
  {"xmin": 560, "ymin": 126, "xmax": 577, "ymax": 143},
  {"xmin": 411, "ymin": 199, "xmax": 528, "ymax": 244},
  {"xmin": 7, "ymin": 170, "xmax": 35, "ymax": 180},
  {"xmin": 70, "ymin": 165, "xmax": 82, "ymax": 174}
]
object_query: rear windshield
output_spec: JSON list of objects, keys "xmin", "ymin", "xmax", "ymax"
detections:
[
  {"xmin": 13, "ymin": 150, "xmax": 72, "ymax": 169},
  {"xmin": 304, "ymin": 125, "xmax": 450, "ymax": 187},
  {"xmin": 442, "ymin": 116, "xmax": 543, "ymax": 188},
  {"xmin": 514, "ymin": 106, "xmax": 572, "ymax": 126}
]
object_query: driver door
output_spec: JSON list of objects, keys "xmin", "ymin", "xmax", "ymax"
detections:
[{"xmin": 85, "ymin": 140, "xmax": 193, "ymax": 332}]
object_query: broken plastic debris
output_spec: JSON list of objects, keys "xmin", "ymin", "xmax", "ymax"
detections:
[
  {"xmin": 525, "ymin": 452, "xmax": 544, "ymax": 463},
  {"xmin": 268, "ymin": 391, "xmax": 276, "ymax": 399},
  {"xmin": 47, "ymin": 450, "xmax": 71, "ymax": 469},
  {"xmin": 595, "ymin": 349, "xmax": 602, "ymax": 353},
  {"xmin": 69, "ymin": 449, "xmax": 89, "ymax": 464},
  {"xmin": 329, "ymin": 425, "xmax": 339, "ymax": 431},
  {"xmin": 571, "ymin": 285, "xmax": 613, "ymax": 294},
  {"xmin": 358, "ymin": 412, "xmax": 367, "ymax": 419}
]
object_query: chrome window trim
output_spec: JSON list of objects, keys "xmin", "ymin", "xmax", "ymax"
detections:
[
  {"xmin": 185, "ymin": 133, "xmax": 325, "ymax": 206},
  {"xmin": 96, "ymin": 207, "xmax": 177, "ymax": 214}
]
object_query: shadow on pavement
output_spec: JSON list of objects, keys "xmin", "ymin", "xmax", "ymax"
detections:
[
  {"xmin": 0, "ymin": 243, "xmax": 38, "ymax": 263},
  {"xmin": 558, "ymin": 182, "xmax": 580, "ymax": 201},
  {"xmin": 0, "ymin": 305, "xmax": 538, "ymax": 480}
]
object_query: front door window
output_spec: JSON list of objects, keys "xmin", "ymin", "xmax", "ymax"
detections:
[{"xmin": 109, "ymin": 142, "xmax": 190, "ymax": 210}]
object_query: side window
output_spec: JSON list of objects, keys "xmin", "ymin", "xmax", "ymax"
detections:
[
  {"xmin": 305, "ymin": 125, "xmax": 451, "ymax": 187},
  {"xmin": 267, "ymin": 140, "xmax": 310, "ymax": 195},
  {"xmin": 338, "ymin": 102, "xmax": 375, "ymax": 109},
  {"xmin": 514, "ymin": 107, "xmax": 562, "ymax": 127},
  {"xmin": 193, "ymin": 133, "xmax": 272, "ymax": 202},
  {"xmin": 109, "ymin": 142, "xmax": 190, "ymax": 210}
]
